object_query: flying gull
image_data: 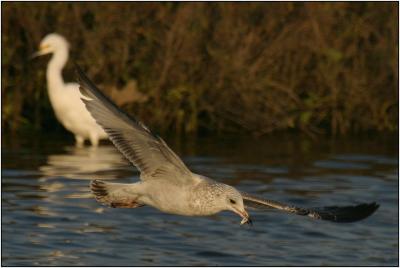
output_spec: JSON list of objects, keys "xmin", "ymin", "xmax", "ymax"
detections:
[{"xmin": 76, "ymin": 65, "xmax": 379, "ymax": 225}]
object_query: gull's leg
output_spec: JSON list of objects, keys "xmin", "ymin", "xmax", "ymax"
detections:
[
  {"xmin": 75, "ymin": 135, "xmax": 85, "ymax": 147},
  {"xmin": 89, "ymin": 132, "xmax": 99, "ymax": 147}
]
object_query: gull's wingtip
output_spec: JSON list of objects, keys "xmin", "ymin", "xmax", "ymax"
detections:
[
  {"xmin": 74, "ymin": 63, "xmax": 95, "ymax": 100},
  {"xmin": 319, "ymin": 201, "xmax": 380, "ymax": 223},
  {"xmin": 366, "ymin": 201, "xmax": 380, "ymax": 216},
  {"xmin": 74, "ymin": 62, "xmax": 84, "ymax": 80},
  {"xmin": 351, "ymin": 201, "xmax": 380, "ymax": 222},
  {"xmin": 74, "ymin": 63, "xmax": 88, "ymax": 88}
]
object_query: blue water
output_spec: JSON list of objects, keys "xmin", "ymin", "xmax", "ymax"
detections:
[{"xmin": 2, "ymin": 134, "xmax": 398, "ymax": 266}]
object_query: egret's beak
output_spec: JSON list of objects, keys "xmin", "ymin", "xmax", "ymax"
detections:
[
  {"xmin": 30, "ymin": 50, "xmax": 45, "ymax": 59},
  {"xmin": 30, "ymin": 45, "xmax": 50, "ymax": 59},
  {"xmin": 233, "ymin": 208, "xmax": 252, "ymax": 225}
]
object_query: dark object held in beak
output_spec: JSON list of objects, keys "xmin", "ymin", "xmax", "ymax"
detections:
[{"xmin": 240, "ymin": 216, "xmax": 253, "ymax": 226}]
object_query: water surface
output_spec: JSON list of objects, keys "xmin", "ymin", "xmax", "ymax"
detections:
[{"xmin": 2, "ymin": 134, "xmax": 398, "ymax": 266}]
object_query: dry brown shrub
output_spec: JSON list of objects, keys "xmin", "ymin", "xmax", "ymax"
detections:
[{"xmin": 2, "ymin": 2, "xmax": 398, "ymax": 136}]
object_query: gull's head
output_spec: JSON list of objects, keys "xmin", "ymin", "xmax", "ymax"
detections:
[
  {"xmin": 31, "ymin": 33, "xmax": 69, "ymax": 58},
  {"xmin": 219, "ymin": 184, "xmax": 252, "ymax": 225}
]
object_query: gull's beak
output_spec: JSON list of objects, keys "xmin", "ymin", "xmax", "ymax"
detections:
[{"xmin": 233, "ymin": 208, "xmax": 252, "ymax": 225}]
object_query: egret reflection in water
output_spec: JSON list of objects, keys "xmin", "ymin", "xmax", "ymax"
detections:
[
  {"xmin": 39, "ymin": 145, "xmax": 131, "ymax": 181},
  {"xmin": 35, "ymin": 145, "xmax": 132, "ymax": 213}
]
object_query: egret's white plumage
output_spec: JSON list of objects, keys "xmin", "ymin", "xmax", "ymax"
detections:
[{"xmin": 34, "ymin": 33, "xmax": 107, "ymax": 147}]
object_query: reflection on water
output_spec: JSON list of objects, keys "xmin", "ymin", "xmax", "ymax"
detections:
[
  {"xmin": 39, "ymin": 146, "xmax": 130, "ymax": 180},
  {"xmin": 2, "ymin": 134, "xmax": 398, "ymax": 266}
]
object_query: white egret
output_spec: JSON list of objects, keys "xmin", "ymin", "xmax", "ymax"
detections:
[{"xmin": 33, "ymin": 33, "xmax": 107, "ymax": 147}]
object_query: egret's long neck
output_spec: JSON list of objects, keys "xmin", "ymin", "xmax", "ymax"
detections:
[{"xmin": 46, "ymin": 46, "xmax": 69, "ymax": 95}]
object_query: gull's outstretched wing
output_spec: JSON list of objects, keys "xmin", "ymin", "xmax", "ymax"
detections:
[
  {"xmin": 241, "ymin": 192, "xmax": 379, "ymax": 223},
  {"xmin": 76, "ymin": 65, "xmax": 194, "ymax": 184}
]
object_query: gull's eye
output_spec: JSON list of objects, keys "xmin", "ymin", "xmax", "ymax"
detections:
[{"xmin": 229, "ymin": 199, "xmax": 236, "ymax": 204}]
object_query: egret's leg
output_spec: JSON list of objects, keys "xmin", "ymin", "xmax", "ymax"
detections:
[
  {"xmin": 75, "ymin": 135, "xmax": 85, "ymax": 147},
  {"xmin": 89, "ymin": 133, "xmax": 99, "ymax": 147}
]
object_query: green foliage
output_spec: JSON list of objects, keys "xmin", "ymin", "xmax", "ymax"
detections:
[{"xmin": 2, "ymin": 2, "xmax": 398, "ymax": 136}]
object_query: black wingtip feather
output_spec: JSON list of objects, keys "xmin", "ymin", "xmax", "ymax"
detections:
[{"xmin": 312, "ymin": 202, "xmax": 380, "ymax": 223}]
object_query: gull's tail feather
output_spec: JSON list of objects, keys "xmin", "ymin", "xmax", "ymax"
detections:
[{"xmin": 90, "ymin": 180, "xmax": 144, "ymax": 209}]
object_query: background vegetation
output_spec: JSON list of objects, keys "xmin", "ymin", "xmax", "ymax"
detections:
[{"xmin": 2, "ymin": 2, "xmax": 398, "ymax": 137}]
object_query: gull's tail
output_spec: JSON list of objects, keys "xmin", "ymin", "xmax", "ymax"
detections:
[{"xmin": 90, "ymin": 180, "xmax": 144, "ymax": 208}]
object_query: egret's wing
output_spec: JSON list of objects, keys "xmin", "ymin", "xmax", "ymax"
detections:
[
  {"xmin": 241, "ymin": 192, "xmax": 379, "ymax": 223},
  {"xmin": 76, "ymin": 65, "xmax": 194, "ymax": 184}
]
